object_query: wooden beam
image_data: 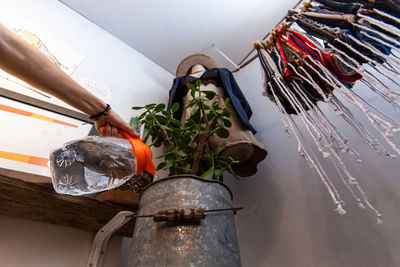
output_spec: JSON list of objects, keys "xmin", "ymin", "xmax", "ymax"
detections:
[
  {"xmin": 0, "ymin": 167, "xmax": 51, "ymax": 183},
  {"xmin": 0, "ymin": 174, "xmax": 135, "ymax": 237},
  {"xmin": 0, "ymin": 87, "xmax": 93, "ymax": 123}
]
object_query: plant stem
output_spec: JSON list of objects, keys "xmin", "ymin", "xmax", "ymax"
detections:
[{"xmin": 191, "ymin": 116, "xmax": 216, "ymax": 175}]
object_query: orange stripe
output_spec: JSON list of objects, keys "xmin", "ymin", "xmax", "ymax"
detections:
[
  {"xmin": 27, "ymin": 156, "xmax": 49, "ymax": 167},
  {"xmin": 0, "ymin": 103, "xmax": 77, "ymax": 128},
  {"xmin": 53, "ymin": 119, "xmax": 78, "ymax": 128},
  {"xmin": 31, "ymin": 113, "xmax": 54, "ymax": 122},
  {"xmin": 0, "ymin": 103, "xmax": 33, "ymax": 117},
  {"xmin": 0, "ymin": 150, "xmax": 49, "ymax": 167}
]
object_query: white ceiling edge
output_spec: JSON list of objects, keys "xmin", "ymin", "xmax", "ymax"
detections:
[{"xmin": 59, "ymin": 0, "xmax": 299, "ymax": 74}]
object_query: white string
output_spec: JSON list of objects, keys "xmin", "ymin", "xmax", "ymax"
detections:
[
  {"xmin": 373, "ymin": 8, "xmax": 400, "ymax": 25},
  {"xmin": 358, "ymin": 13, "xmax": 400, "ymax": 38}
]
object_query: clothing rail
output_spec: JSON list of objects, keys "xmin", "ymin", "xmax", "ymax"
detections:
[{"xmin": 232, "ymin": 0, "xmax": 304, "ymax": 73}]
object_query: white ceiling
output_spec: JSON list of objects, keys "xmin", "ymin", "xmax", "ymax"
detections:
[{"xmin": 59, "ymin": 0, "xmax": 298, "ymax": 74}]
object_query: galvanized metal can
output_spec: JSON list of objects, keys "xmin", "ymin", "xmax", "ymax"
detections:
[{"xmin": 129, "ymin": 175, "xmax": 241, "ymax": 267}]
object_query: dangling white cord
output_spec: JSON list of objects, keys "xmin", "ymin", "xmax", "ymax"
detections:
[
  {"xmin": 356, "ymin": 36, "xmax": 400, "ymax": 71},
  {"xmin": 280, "ymin": 74, "xmax": 380, "ymax": 218},
  {"xmin": 275, "ymin": 78, "xmax": 346, "ymax": 212},
  {"xmin": 344, "ymin": 34, "xmax": 400, "ymax": 71},
  {"xmin": 373, "ymin": 8, "xmax": 400, "ymax": 25},
  {"xmin": 326, "ymin": 42, "xmax": 363, "ymax": 69},
  {"xmin": 292, "ymin": 81, "xmax": 360, "ymax": 158},
  {"xmin": 358, "ymin": 13, "xmax": 400, "ymax": 38},
  {"xmin": 288, "ymin": 115, "xmax": 347, "ymax": 214},
  {"xmin": 354, "ymin": 22, "xmax": 400, "ymax": 48},
  {"xmin": 334, "ymin": 38, "xmax": 373, "ymax": 64},
  {"xmin": 335, "ymin": 84, "xmax": 400, "ymax": 156},
  {"xmin": 352, "ymin": 90, "xmax": 400, "ymax": 127},
  {"xmin": 257, "ymin": 47, "xmax": 385, "ymax": 220},
  {"xmin": 332, "ymin": 95, "xmax": 389, "ymax": 155},
  {"xmin": 302, "ymin": 48, "xmax": 400, "ymax": 150},
  {"xmin": 358, "ymin": 27, "xmax": 400, "ymax": 53},
  {"xmin": 294, "ymin": 52, "xmax": 395, "ymax": 157}
]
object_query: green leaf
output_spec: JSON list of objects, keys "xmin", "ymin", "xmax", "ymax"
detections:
[
  {"xmin": 196, "ymin": 79, "xmax": 202, "ymax": 87},
  {"xmin": 129, "ymin": 117, "xmax": 140, "ymax": 132},
  {"xmin": 187, "ymin": 83, "xmax": 196, "ymax": 90},
  {"xmin": 186, "ymin": 100, "xmax": 196, "ymax": 108},
  {"xmin": 215, "ymin": 128, "xmax": 230, "ymax": 138},
  {"xmin": 155, "ymin": 103, "xmax": 166, "ymax": 112},
  {"xmin": 171, "ymin": 102, "xmax": 179, "ymax": 114},
  {"xmin": 201, "ymin": 167, "xmax": 214, "ymax": 179},
  {"xmin": 175, "ymin": 151, "xmax": 187, "ymax": 157},
  {"xmin": 214, "ymin": 168, "xmax": 223, "ymax": 176},
  {"xmin": 132, "ymin": 106, "xmax": 144, "ymax": 110},
  {"xmin": 226, "ymin": 165, "xmax": 240, "ymax": 180},
  {"xmin": 223, "ymin": 119, "xmax": 232, "ymax": 127},
  {"xmin": 225, "ymin": 98, "xmax": 230, "ymax": 104},
  {"xmin": 170, "ymin": 118, "xmax": 182, "ymax": 127},
  {"xmin": 155, "ymin": 115, "xmax": 168, "ymax": 124},
  {"xmin": 165, "ymin": 161, "xmax": 174, "ymax": 170},
  {"xmin": 160, "ymin": 125, "xmax": 172, "ymax": 131},
  {"xmin": 191, "ymin": 109, "xmax": 201, "ymax": 123},
  {"xmin": 138, "ymin": 113, "xmax": 147, "ymax": 120},
  {"xmin": 207, "ymin": 112, "xmax": 214, "ymax": 122},
  {"xmin": 202, "ymin": 90, "xmax": 216, "ymax": 100},
  {"xmin": 190, "ymin": 103, "xmax": 198, "ymax": 115},
  {"xmin": 145, "ymin": 103, "xmax": 156, "ymax": 109},
  {"xmin": 157, "ymin": 162, "xmax": 166, "ymax": 171},
  {"xmin": 222, "ymin": 108, "xmax": 231, "ymax": 117}
]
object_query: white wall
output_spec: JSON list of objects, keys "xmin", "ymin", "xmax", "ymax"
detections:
[
  {"xmin": 0, "ymin": 0, "xmax": 173, "ymax": 266},
  {"xmin": 224, "ymin": 56, "xmax": 400, "ymax": 266},
  {"xmin": 59, "ymin": 0, "xmax": 299, "ymax": 74},
  {"xmin": 0, "ymin": 215, "xmax": 122, "ymax": 267},
  {"xmin": 2, "ymin": 1, "xmax": 400, "ymax": 266}
]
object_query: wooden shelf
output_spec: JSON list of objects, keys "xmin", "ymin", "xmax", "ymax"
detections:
[{"xmin": 0, "ymin": 174, "xmax": 135, "ymax": 237}]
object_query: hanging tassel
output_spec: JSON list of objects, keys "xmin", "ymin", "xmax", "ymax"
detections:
[
  {"xmin": 358, "ymin": 13, "xmax": 400, "ymax": 39},
  {"xmin": 254, "ymin": 29, "xmax": 388, "ymax": 221},
  {"xmin": 373, "ymin": 8, "xmax": 400, "ymax": 25}
]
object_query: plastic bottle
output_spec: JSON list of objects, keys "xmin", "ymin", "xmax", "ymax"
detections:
[{"xmin": 50, "ymin": 136, "xmax": 138, "ymax": 195}]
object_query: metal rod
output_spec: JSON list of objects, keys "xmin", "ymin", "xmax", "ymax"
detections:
[
  {"xmin": 232, "ymin": 0, "xmax": 304, "ymax": 72},
  {"xmin": 204, "ymin": 206, "xmax": 244, "ymax": 214},
  {"xmin": 212, "ymin": 44, "xmax": 239, "ymax": 69},
  {"xmin": 128, "ymin": 207, "xmax": 244, "ymax": 218}
]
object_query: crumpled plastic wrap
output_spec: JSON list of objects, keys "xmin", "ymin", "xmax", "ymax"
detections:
[{"xmin": 49, "ymin": 136, "xmax": 136, "ymax": 195}]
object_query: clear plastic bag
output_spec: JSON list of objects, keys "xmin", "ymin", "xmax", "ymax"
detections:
[{"xmin": 49, "ymin": 136, "xmax": 136, "ymax": 195}]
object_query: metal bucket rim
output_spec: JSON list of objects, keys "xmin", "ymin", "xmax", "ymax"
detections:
[{"xmin": 140, "ymin": 175, "xmax": 233, "ymax": 201}]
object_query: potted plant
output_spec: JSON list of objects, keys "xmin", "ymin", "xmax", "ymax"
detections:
[
  {"xmin": 129, "ymin": 80, "xmax": 241, "ymax": 266},
  {"xmin": 134, "ymin": 79, "xmax": 238, "ymax": 180}
]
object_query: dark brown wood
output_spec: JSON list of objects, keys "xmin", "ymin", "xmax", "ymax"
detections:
[
  {"xmin": 0, "ymin": 174, "xmax": 135, "ymax": 237},
  {"xmin": 0, "ymin": 167, "xmax": 51, "ymax": 183},
  {"xmin": 0, "ymin": 87, "xmax": 93, "ymax": 123}
]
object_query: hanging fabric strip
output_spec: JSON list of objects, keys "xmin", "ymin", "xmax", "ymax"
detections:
[{"xmin": 252, "ymin": 3, "xmax": 400, "ymax": 222}]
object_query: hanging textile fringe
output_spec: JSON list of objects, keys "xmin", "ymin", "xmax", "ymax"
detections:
[{"xmin": 253, "ymin": 3, "xmax": 400, "ymax": 223}]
